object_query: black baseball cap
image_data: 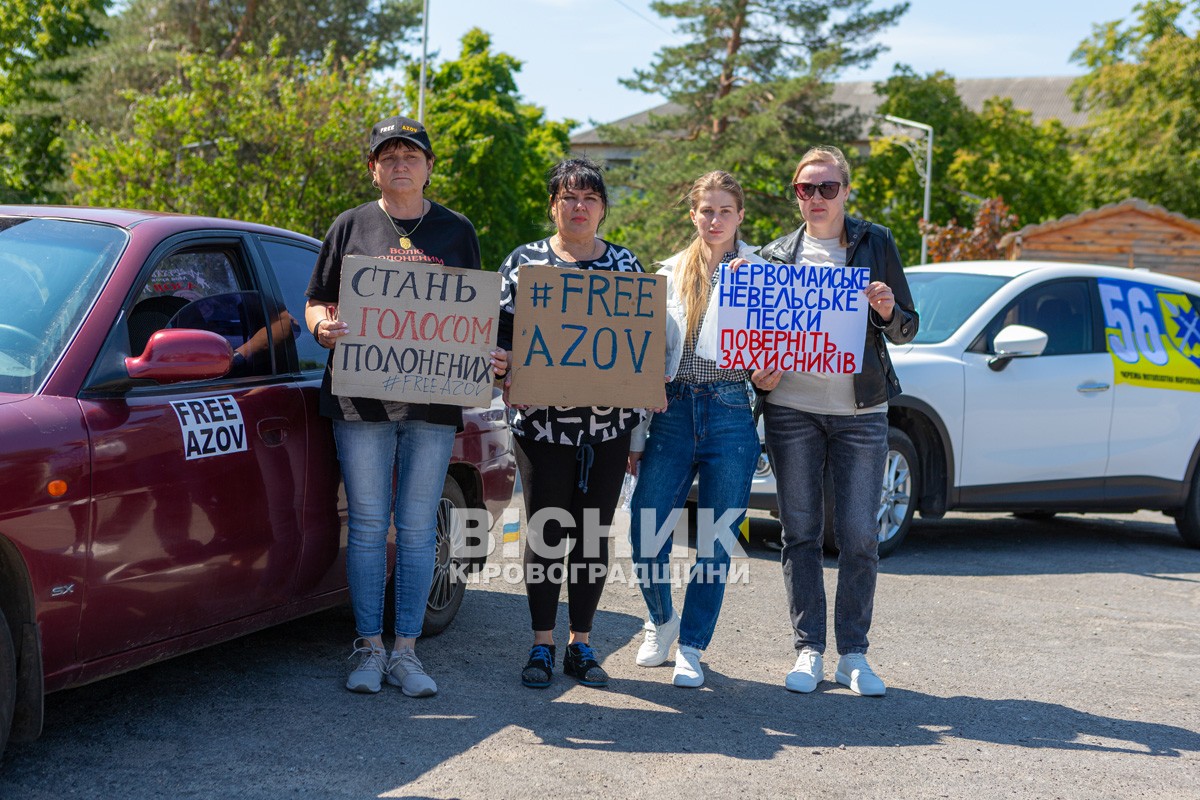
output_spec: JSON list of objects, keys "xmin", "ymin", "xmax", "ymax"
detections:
[{"xmin": 368, "ymin": 115, "xmax": 434, "ymax": 158}]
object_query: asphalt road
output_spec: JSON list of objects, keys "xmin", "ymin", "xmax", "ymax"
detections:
[{"xmin": 2, "ymin": 505, "xmax": 1198, "ymax": 799}]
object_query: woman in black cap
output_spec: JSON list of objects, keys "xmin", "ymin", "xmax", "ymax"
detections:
[{"xmin": 305, "ymin": 115, "xmax": 508, "ymax": 696}]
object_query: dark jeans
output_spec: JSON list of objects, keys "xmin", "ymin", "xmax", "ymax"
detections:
[
  {"xmin": 515, "ymin": 433, "xmax": 630, "ymax": 634},
  {"xmin": 764, "ymin": 403, "xmax": 886, "ymax": 655}
]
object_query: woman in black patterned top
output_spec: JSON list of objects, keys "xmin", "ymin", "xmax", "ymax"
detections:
[{"xmin": 497, "ymin": 158, "xmax": 647, "ymax": 689}]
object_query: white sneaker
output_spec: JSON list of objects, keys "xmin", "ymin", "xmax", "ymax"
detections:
[
  {"xmin": 386, "ymin": 647, "xmax": 438, "ymax": 697},
  {"xmin": 672, "ymin": 645, "xmax": 704, "ymax": 688},
  {"xmin": 635, "ymin": 613, "xmax": 680, "ymax": 667},
  {"xmin": 346, "ymin": 638, "xmax": 387, "ymax": 693},
  {"xmin": 785, "ymin": 647, "xmax": 823, "ymax": 693},
  {"xmin": 835, "ymin": 653, "xmax": 886, "ymax": 696}
]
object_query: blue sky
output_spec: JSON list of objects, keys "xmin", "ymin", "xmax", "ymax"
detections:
[{"xmin": 411, "ymin": 0, "xmax": 1142, "ymax": 131}]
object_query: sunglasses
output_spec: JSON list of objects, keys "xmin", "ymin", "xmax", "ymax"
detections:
[{"xmin": 793, "ymin": 181, "xmax": 842, "ymax": 201}]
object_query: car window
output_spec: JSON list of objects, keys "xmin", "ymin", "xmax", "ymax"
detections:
[
  {"xmin": 907, "ymin": 272, "xmax": 1010, "ymax": 344},
  {"xmin": 166, "ymin": 290, "xmax": 272, "ymax": 378},
  {"xmin": 973, "ymin": 279, "xmax": 1094, "ymax": 356},
  {"xmin": 128, "ymin": 246, "xmax": 274, "ymax": 378},
  {"xmin": 136, "ymin": 251, "xmax": 239, "ymax": 303},
  {"xmin": 0, "ymin": 217, "xmax": 125, "ymax": 394},
  {"xmin": 257, "ymin": 237, "xmax": 324, "ymax": 373}
]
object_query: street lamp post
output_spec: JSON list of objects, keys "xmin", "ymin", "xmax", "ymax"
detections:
[
  {"xmin": 880, "ymin": 114, "xmax": 934, "ymax": 264},
  {"xmin": 417, "ymin": 0, "xmax": 430, "ymax": 123}
]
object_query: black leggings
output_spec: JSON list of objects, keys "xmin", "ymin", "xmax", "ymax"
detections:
[{"xmin": 514, "ymin": 433, "xmax": 630, "ymax": 633}]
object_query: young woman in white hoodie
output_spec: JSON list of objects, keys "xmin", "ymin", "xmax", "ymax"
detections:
[{"xmin": 626, "ymin": 171, "xmax": 765, "ymax": 688}]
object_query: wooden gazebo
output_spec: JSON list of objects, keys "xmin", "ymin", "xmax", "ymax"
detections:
[{"xmin": 1000, "ymin": 198, "xmax": 1200, "ymax": 282}]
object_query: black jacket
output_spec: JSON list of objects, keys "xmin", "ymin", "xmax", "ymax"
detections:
[{"xmin": 760, "ymin": 215, "xmax": 919, "ymax": 409}]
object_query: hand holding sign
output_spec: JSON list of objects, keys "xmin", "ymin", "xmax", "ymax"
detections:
[
  {"xmin": 315, "ymin": 304, "xmax": 348, "ymax": 348},
  {"xmin": 864, "ymin": 281, "xmax": 895, "ymax": 322}
]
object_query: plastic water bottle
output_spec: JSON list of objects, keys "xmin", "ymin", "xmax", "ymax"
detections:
[{"xmin": 618, "ymin": 471, "xmax": 637, "ymax": 513}]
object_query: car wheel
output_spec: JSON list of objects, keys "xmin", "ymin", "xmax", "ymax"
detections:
[
  {"xmin": 1176, "ymin": 467, "xmax": 1200, "ymax": 549},
  {"xmin": 877, "ymin": 428, "xmax": 918, "ymax": 558},
  {"xmin": 820, "ymin": 427, "xmax": 919, "ymax": 559},
  {"xmin": 0, "ymin": 605, "xmax": 15, "ymax": 761},
  {"xmin": 423, "ymin": 475, "xmax": 469, "ymax": 636}
]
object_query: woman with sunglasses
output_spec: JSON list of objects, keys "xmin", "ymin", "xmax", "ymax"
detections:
[{"xmin": 750, "ymin": 146, "xmax": 917, "ymax": 697}]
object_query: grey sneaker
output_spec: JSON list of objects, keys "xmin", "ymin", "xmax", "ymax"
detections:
[
  {"xmin": 346, "ymin": 638, "xmax": 388, "ymax": 693},
  {"xmin": 386, "ymin": 647, "xmax": 438, "ymax": 697},
  {"xmin": 785, "ymin": 647, "xmax": 823, "ymax": 693},
  {"xmin": 835, "ymin": 653, "xmax": 886, "ymax": 696}
]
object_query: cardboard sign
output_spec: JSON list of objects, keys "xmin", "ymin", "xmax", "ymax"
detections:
[
  {"xmin": 508, "ymin": 264, "xmax": 666, "ymax": 407},
  {"xmin": 714, "ymin": 262, "xmax": 870, "ymax": 373},
  {"xmin": 331, "ymin": 255, "xmax": 501, "ymax": 407}
]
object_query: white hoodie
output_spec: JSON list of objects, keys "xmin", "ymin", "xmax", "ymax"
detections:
[{"xmin": 630, "ymin": 240, "xmax": 765, "ymax": 453}]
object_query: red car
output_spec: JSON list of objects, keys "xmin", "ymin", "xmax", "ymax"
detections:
[{"xmin": 0, "ymin": 206, "xmax": 515, "ymax": 758}]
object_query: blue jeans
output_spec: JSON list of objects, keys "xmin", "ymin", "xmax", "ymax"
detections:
[
  {"xmin": 763, "ymin": 404, "xmax": 886, "ymax": 655},
  {"xmin": 630, "ymin": 381, "xmax": 759, "ymax": 650},
  {"xmin": 333, "ymin": 418, "xmax": 456, "ymax": 639}
]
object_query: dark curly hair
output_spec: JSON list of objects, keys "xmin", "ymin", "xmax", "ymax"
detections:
[{"xmin": 546, "ymin": 157, "xmax": 608, "ymax": 226}]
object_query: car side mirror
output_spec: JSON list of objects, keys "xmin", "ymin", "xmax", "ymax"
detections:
[
  {"xmin": 988, "ymin": 324, "xmax": 1049, "ymax": 372},
  {"xmin": 124, "ymin": 328, "xmax": 234, "ymax": 384}
]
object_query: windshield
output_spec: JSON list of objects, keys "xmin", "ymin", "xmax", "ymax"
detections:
[
  {"xmin": 0, "ymin": 217, "xmax": 127, "ymax": 394},
  {"xmin": 908, "ymin": 272, "xmax": 1011, "ymax": 344}
]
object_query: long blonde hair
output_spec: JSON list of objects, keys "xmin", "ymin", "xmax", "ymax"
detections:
[{"xmin": 676, "ymin": 171, "xmax": 745, "ymax": 341}]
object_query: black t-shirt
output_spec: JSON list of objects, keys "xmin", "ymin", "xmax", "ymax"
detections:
[{"xmin": 307, "ymin": 199, "xmax": 483, "ymax": 426}]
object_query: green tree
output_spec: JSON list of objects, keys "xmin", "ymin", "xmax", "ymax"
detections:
[
  {"xmin": 57, "ymin": 0, "xmax": 420, "ymax": 136},
  {"xmin": 0, "ymin": 0, "xmax": 107, "ymax": 202},
  {"xmin": 1069, "ymin": 0, "xmax": 1200, "ymax": 217},
  {"xmin": 602, "ymin": 0, "xmax": 909, "ymax": 263},
  {"xmin": 851, "ymin": 68, "xmax": 978, "ymax": 263},
  {"xmin": 854, "ymin": 68, "xmax": 1076, "ymax": 264},
  {"xmin": 71, "ymin": 42, "xmax": 397, "ymax": 237},
  {"xmin": 408, "ymin": 28, "xmax": 573, "ymax": 269},
  {"xmin": 946, "ymin": 98, "xmax": 1074, "ymax": 225}
]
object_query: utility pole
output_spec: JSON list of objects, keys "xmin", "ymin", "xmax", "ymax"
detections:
[
  {"xmin": 418, "ymin": 0, "xmax": 430, "ymax": 123},
  {"xmin": 880, "ymin": 114, "xmax": 934, "ymax": 264}
]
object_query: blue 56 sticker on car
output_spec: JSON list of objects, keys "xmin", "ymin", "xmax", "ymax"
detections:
[
  {"xmin": 170, "ymin": 394, "xmax": 248, "ymax": 459},
  {"xmin": 1098, "ymin": 277, "xmax": 1200, "ymax": 391}
]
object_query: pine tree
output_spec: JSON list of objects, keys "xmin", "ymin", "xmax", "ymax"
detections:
[{"xmin": 601, "ymin": 0, "xmax": 908, "ymax": 262}]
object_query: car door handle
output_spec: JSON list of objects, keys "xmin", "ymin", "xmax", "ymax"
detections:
[
  {"xmin": 257, "ymin": 417, "xmax": 290, "ymax": 446},
  {"xmin": 1076, "ymin": 382, "xmax": 1111, "ymax": 394}
]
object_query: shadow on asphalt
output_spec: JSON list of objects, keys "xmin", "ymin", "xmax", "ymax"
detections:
[
  {"xmin": 883, "ymin": 513, "xmax": 1200, "ymax": 578},
  {"xmin": 4, "ymin": 585, "xmax": 1197, "ymax": 797},
  {"xmin": 743, "ymin": 510, "xmax": 1200, "ymax": 580}
]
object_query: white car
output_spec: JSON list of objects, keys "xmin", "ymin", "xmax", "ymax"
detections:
[{"xmin": 877, "ymin": 260, "xmax": 1200, "ymax": 555}]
